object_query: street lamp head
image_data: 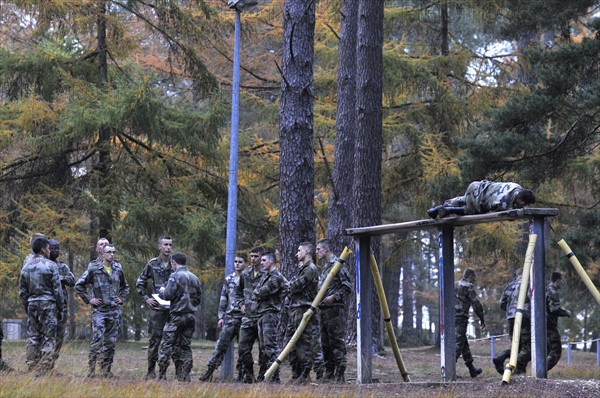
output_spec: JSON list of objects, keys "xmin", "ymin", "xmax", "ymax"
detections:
[{"xmin": 227, "ymin": 0, "xmax": 258, "ymax": 12}]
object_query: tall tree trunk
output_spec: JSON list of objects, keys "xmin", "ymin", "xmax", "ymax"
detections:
[
  {"xmin": 327, "ymin": 0, "xmax": 358, "ymax": 254},
  {"xmin": 353, "ymin": 0, "xmax": 384, "ymax": 353},
  {"xmin": 401, "ymin": 255, "xmax": 415, "ymax": 343},
  {"xmin": 278, "ymin": 0, "xmax": 316, "ymax": 276},
  {"xmin": 96, "ymin": 0, "xmax": 112, "ymax": 240}
]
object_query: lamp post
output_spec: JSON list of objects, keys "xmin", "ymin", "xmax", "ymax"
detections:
[{"xmin": 222, "ymin": 0, "xmax": 257, "ymax": 381}]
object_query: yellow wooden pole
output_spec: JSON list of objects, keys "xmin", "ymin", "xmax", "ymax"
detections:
[
  {"xmin": 502, "ymin": 234, "xmax": 536, "ymax": 384},
  {"xmin": 369, "ymin": 254, "xmax": 411, "ymax": 382},
  {"xmin": 264, "ymin": 247, "xmax": 352, "ymax": 379},
  {"xmin": 557, "ymin": 239, "xmax": 600, "ymax": 305}
]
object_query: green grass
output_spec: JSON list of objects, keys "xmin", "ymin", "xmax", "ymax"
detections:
[{"xmin": 1, "ymin": 338, "xmax": 598, "ymax": 397}]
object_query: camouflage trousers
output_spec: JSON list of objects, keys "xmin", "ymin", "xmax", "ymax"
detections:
[
  {"xmin": 284, "ymin": 306, "xmax": 318, "ymax": 374},
  {"xmin": 238, "ymin": 316, "xmax": 263, "ymax": 379},
  {"xmin": 257, "ymin": 312, "xmax": 280, "ymax": 379},
  {"xmin": 26, "ymin": 300, "xmax": 58, "ymax": 372},
  {"xmin": 157, "ymin": 312, "xmax": 195, "ymax": 378},
  {"xmin": 89, "ymin": 308, "xmax": 121, "ymax": 372},
  {"xmin": 455, "ymin": 316, "xmax": 474, "ymax": 365},
  {"xmin": 497, "ymin": 317, "xmax": 532, "ymax": 371},
  {"xmin": 547, "ymin": 325, "xmax": 562, "ymax": 371},
  {"xmin": 207, "ymin": 316, "xmax": 241, "ymax": 369},
  {"xmin": 319, "ymin": 306, "xmax": 347, "ymax": 370},
  {"xmin": 52, "ymin": 308, "xmax": 68, "ymax": 366},
  {"xmin": 146, "ymin": 308, "xmax": 169, "ymax": 370}
]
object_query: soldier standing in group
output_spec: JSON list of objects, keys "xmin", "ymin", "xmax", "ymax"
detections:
[
  {"xmin": 75, "ymin": 243, "xmax": 129, "ymax": 378},
  {"xmin": 19, "ymin": 238, "xmax": 64, "ymax": 376},
  {"xmin": 253, "ymin": 251, "xmax": 287, "ymax": 383},
  {"xmin": 547, "ymin": 271, "xmax": 571, "ymax": 371},
  {"xmin": 454, "ymin": 268, "xmax": 485, "ymax": 378},
  {"xmin": 316, "ymin": 239, "xmax": 352, "ymax": 383},
  {"xmin": 156, "ymin": 253, "xmax": 201, "ymax": 382},
  {"xmin": 199, "ymin": 253, "xmax": 247, "ymax": 382},
  {"xmin": 285, "ymin": 242, "xmax": 319, "ymax": 383},
  {"xmin": 136, "ymin": 236, "xmax": 174, "ymax": 380},
  {"xmin": 493, "ymin": 268, "xmax": 531, "ymax": 375},
  {"xmin": 235, "ymin": 246, "xmax": 266, "ymax": 383},
  {"xmin": 0, "ymin": 320, "xmax": 13, "ymax": 372},
  {"xmin": 48, "ymin": 239, "xmax": 75, "ymax": 368}
]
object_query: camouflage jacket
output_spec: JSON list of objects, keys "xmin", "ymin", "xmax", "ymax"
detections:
[
  {"xmin": 19, "ymin": 254, "xmax": 64, "ymax": 313},
  {"xmin": 546, "ymin": 283, "xmax": 569, "ymax": 328},
  {"xmin": 460, "ymin": 180, "xmax": 523, "ymax": 214},
  {"xmin": 218, "ymin": 271, "xmax": 242, "ymax": 320},
  {"xmin": 56, "ymin": 261, "xmax": 76, "ymax": 308},
  {"xmin": 75, "ymin": 260, "xmax": 129, "ymax": 311},
  {"xmin": 253, "ymin": 268, "xmax": 288, "ymax": 315},
  {"xmin": 500, "ymin": 276, "xmax": 530, "ymax": 319},
  {"xmin": 454, "ymin": 278, "xmax": 484, "ymax": 322},
  {"xmin": 135, "ymin": 256, "xmax": 173, "ymax": 309},
  {"xmin": 318, "ymin": 255, "xmax": 353, "ymax": 309},
  {"xmin": 235, "ymin": 267, "xmax": 266, "ymax": 319},
  {"xmin": 288, "ymin": 261, "xmax": 319, "ymax": 309},
  {"xmin": 158, "ymin": 266, "xmax": 201, "ymax": 315}
]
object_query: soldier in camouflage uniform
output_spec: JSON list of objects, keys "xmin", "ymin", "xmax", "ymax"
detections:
[
  {"xmin": 19, "ymin": 238, "xmax": 64, "ymax": 375},
  {"xmin": 284, "ymin": 242, "xmax": 319, "ymax": 383},
  {"xmin": 156, "ymin": 253, "xmax": 201, "ymax": 382},
  {"xmin": 428, "ymin": 180, "xmax": 536, "ymax": 218},
  {"xmin": 136, "ymin": 236, "xmax": 174, "ymax": 380},
  {"xmin": 253, "ymin": 251, "xmax": 287, "ymax": 383},
  {"xmin": 493, "ymin": 268, "xmax": 531, "ymax": 375},
  {"xmin": 48, "ymin": 239, "xmax": 76, "ymax": 368},
  {"xmin": 454, "ymin": 268, "xmax": 485, "ymax": 378},
  {"xmin": 546, "ymin": 271, "xmax": 570, "ymax": 371},
  {"xmin": 316, "ymin": 238, "xmax": 352, "ymax": 383},
  {"xmin": 199, "ymin": 253, "xmax": 247, "ymax": 382},
  {"xmin": 0, "ymin": 320, "xmax": 13, "ymax": 372},
  {"xmin": 235, "ymin": 246, "xmax": 266, "ymax": 383},
  {"xmin": 76, "ymin": 243, "xmax": 129, "ymax": 378}
]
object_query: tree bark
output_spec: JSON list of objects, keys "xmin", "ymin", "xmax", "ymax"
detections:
[
  {"xmin": 327, "ymin": 0, "xmax": 358, "ymax": 254},
  {"xmin": 353, "ymin": 0, "xmax": 384, "ymax": 353},
  {"xmin": 278, "ymin": 0, "xmax": 316, "ymax": 276}
]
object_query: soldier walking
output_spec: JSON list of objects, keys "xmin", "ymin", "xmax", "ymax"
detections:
[
  {"xmin": 235, "ymin": 246, "xmax": 266, "ymax": 383},
  {"xmin": 454, "ymin": 268, "xmax": 485, "ymax": 378},
  {"xmin": 285, "ymin": 242, "xmax": 319, "ymax": 383},
  {"xmin": 48, "ymin": 239, "xmax": 76, "ymax": 368},
  {"xmin": 19, "ymin": 238, "xmax": 64, "ymax": 376},
  {"xmin": 136, "ymin": 236, "xmax": 174, "ymax": 380},
  {"xmin": 316, "ymin": 239, "xmax": 352, "ymax": 382},
  {"xmin": 493, "ymin": 268, "xmax": 531, "ymax": 375},
  {"xmin": 199, "ymin": 253, "xmax": 247, "ymax": 381},
  {"xmin": 75, "ymin": 242, "xmax": 129, "ymax": 378},
  {"xmin": 253, "ymin": 251, "xmax": 287, "ymax": 383},
  {"xmin": 156, "ymin": 253, "xmax": 201, "ymax": 382},
  {"xmin": 546, "ymin": 271, "xmax": 571, "ymax": 371}
]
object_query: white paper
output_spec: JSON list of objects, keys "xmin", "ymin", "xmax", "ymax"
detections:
[{"xmin": 152, "ymin": 293, "xmax": 170, "ymax": 308}]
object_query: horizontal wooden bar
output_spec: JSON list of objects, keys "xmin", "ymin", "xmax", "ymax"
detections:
[{"xmin": 345, "ymin": 208, "xmax": 558, "ymax": 236}]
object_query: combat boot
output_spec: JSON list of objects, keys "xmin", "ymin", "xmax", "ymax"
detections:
[
  {"xmin": 467, "ymin": 362, "xmax": 482, "ymax": 378},
  {"xmin": 493, "ymin": 351, "xmax": 509, "ymax": 375},
  {"xmin": 236, "ymin": 367, "xmax": 243, "ymax": 383},
  {"xmin": 334, "ymin": 365, "xmax": 346, "ymax": 383},
  {"xmin": 242, "ymin": 366, "xmax": 255, "ymax": 384},
  {"xmin": 144, "ymin": 362, "xmax": 157, "ymax": 380},
  {"xmin": 199, "ymin": 366, "xmax": 215, "ymax": 382},
  {"xmin": 323, "ymin": 365, "xmax": 335, "ymax": 382},
  {"xmin": 315, "ymin": 368, "xmax": 324, "ymax": 381}
]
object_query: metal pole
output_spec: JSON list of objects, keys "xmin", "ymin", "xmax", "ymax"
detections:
[
  {"xmin": 356, "ymin": 235, "xmax": 372, "ymax": 384},
  {"xmin": 567, "ymin": 343, "xmax": 572, "ymax": 365},
  {"xmin": 221, "ymin": 8, "xmax": 242, "ymax": 381},
  {"xmin": 491, "ymin": 336, "xmax": 496, "ymax": 358}
]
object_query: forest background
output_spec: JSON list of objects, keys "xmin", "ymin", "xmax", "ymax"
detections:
[{"xmin": 0, "ymin": 0, "xmax": 598, "ymax": 354}]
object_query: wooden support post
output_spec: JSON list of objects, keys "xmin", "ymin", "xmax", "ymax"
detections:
[
  {"xmin": 439, "ymin": 225, "xmax": 456, "ymax": 381},
  {"xmin": 356, "ymin": 234, "xmax": 373, "ymax": 384},
  {"xmin": 531, "ymin": 217, "xmax": 548, "ymax": 378}
]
